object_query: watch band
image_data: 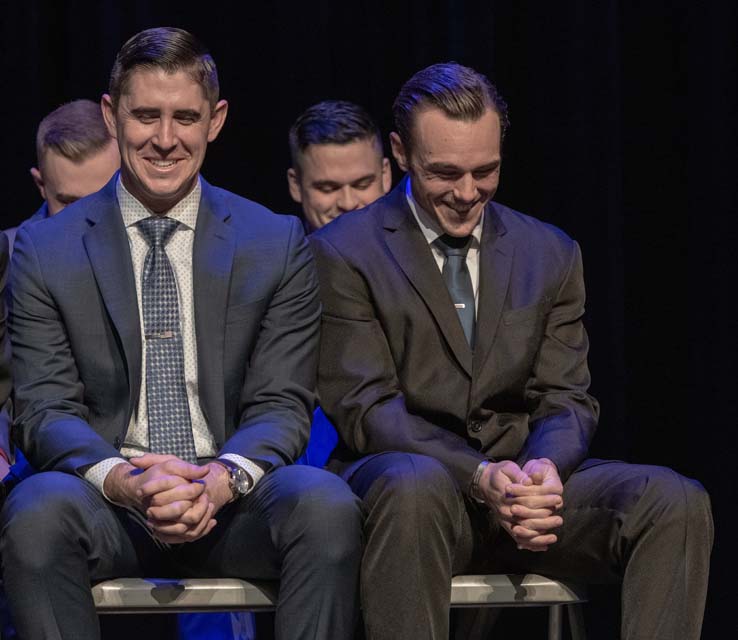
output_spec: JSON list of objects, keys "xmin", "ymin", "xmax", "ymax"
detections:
[{"xmin": 469, "ymin": 460, "xmax": 490, "ymax": 503}]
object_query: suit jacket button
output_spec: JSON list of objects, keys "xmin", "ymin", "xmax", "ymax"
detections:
[
  {"xmin": 470, "ymin": 421, "xmax": 483, "ymax": 433},
  {"xmin": 114, "ymin": 437, "xmax": 121, "ymax": 449}
]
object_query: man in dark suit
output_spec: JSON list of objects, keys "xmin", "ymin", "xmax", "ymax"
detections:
[
  {"xmin": 310, "ymin": 62, "xmax": 713, "ymax": 640},
  {"xmin": 0, "ymin": 27, "xmax": 362, "ymax": 640}
]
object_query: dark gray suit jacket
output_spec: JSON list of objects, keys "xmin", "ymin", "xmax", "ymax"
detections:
[
  {"xmin": 311, "ymin": 181, "xmax": 599, "ymax": 489},
  {"xmin": 10, "ymin": 176, "xmax": 320, "ymax": 476}
]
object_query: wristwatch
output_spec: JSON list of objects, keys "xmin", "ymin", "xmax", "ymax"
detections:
[{"xmin": 214, "ymin": 458, "xmax": 253, "ymax": 500}]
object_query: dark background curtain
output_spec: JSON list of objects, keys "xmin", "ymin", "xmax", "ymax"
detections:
[{"xmin": 1, "ymin": 1, "xmax": 733, "ymax": 636}]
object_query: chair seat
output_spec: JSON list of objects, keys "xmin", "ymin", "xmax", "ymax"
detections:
[
  {"xmin": 93, "ymin": 578, "xmax": 279, "ymax": 613},
  {"xmin": 450, "ymin": 574, "xmax": 587, "ymax": 607},
  {"xmin": 92, "ymin": 574, "xmax": 586, "ymax": 614}
]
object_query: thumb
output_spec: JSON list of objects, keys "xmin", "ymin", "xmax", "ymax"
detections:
[
  {"xmin": 166, "ymin": 459, "xmax": 210, "ymax": 479},
  {"xmin": 129, "ymin": 453, "xmax": 178, "ymax": 469},
  {"xmin": 501, "ymin": 462, "xmax": 530, "ymax": 485}
]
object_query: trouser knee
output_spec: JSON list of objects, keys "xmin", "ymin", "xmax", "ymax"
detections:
[
  {"xmin": 1, "ymin": 472, "xmax": 92, "ymax": 572},
  {"xmin": 353, "ymin": 453, "xmax": 463, "ymax": 531}
]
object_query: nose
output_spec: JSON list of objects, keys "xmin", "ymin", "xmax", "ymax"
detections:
[
  {"xmin": 152, "ymin": 118, "xmax": 177, "ymax": 153},
  {"xmin": 336, "ymin": 187, "xmax": 360, "ymax": 212},
  {"xmin": 453, "ymin": 174, "xmax": 478, "ymax": 203}
]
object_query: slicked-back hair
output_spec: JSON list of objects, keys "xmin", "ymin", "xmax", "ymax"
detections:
[
  {"xmin": 109, "ymin": 27, "xmax": 219, "ymax": 109},
  {"xmin": 393, "ymin": 62, "xmax": 510, "ymax": 153},
  {"xmin": 289, "ymin": 100, "xmax": 383, "ymax": 173},
  {"xmin": 36, "ymin": 99, "xmax": 113, "ymax": 167}
]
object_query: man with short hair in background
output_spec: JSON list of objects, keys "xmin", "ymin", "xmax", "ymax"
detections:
[
  {"xmin": 287, "ymin": 99, "xmax": 391, "ymax": 233},
  {"xmin": 287, "ymin": 100, "xmax": 391, "ymax": 469},
  {"xmin": 5, "ymin": 99, "xmax": 120, "ymax": 251},
  {"xmin": 2, "ymin": 100, "xmax": 120, "ymax": 499}
]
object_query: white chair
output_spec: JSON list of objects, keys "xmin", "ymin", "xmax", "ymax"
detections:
[{"xmin": 93, "ymin": 573, "xmax": 587, "ymax": 639}]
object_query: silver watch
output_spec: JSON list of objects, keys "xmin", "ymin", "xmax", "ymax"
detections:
[{"xmin": 215, "ymin": 459, "xmax": 253, "ymax": 499}]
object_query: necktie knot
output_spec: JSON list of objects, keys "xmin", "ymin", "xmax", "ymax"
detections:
[
  {"xmin": 137, "ymin": 216, "xmax": 179, "ymax": 248},
  {"xmin": 435, "ymin": 234, "xmax": 472, "ymax": 258}
]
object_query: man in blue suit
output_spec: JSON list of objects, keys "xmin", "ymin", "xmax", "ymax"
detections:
[{"xmin": 0, "ymin": 27, "xmax": 362, "ymax": 640}]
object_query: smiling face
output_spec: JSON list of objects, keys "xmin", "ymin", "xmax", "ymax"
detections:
[
  {"xmin": 391, "ymin": 106, "xmax": 501, "ymax": 237},
  {"xmin": 287, "ymin": 138, "xmax": 391, "ymax": 231},
  {"xmin": 102, "ymin": 67, "xmax": 227, "ymax": 213}
]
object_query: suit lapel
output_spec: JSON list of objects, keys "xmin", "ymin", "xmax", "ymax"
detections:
[
  {"xmin": 473, "ymin": 203, "xmax": 514, "ymax": 375},
  {"xmin": 192, "ymin": 180, "xmax": 235, "ymax": 442},
  {"xmin": 82, "ymin": 180, "xmax": 142, "ymax": 416},
  {"xmin": 382, "ymin": 183, "xmax": 473, "ymax": 376}
]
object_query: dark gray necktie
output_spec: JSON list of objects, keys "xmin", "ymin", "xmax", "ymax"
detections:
[
  {"xmin": 435, "ymin": 234, "xmax": 476, "ymax": 348},
  {"xmin": 137, "ymin": 216, "xmax": 197, "ymax": 463}
]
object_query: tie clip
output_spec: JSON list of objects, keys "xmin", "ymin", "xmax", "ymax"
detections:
[
  {"xmin": 454, "ymin": 303, "xmax": 466, "ymax": 309},
  {"xmin": 145, "ymin": 330, "xmax": 174, "ymax": 340}
]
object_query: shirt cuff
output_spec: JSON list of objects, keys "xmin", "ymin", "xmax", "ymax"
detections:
[
  {"xmin": 84, "ymin": 457, "xmax": 129, "ymax": 501},
  {"xmin": 218, "ymin": 454, "xmax": 265, "ymax": 490}
]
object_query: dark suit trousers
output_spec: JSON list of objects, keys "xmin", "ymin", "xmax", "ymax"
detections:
[
  {"xmin": 347, "ymin": 453, "xmax": 712, "ymax": 640},
  {"xmin": 0, "ymin": 465, "xmax": 363, "ymax": 640}
]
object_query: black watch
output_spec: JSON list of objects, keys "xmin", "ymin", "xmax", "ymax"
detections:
[{"xmin": 215, "ymin": 459, "xmax": 253, "ymax": 500}]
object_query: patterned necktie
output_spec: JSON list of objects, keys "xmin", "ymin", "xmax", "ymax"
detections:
[
  {"xmin": 435, "ymin": 234, "xmax": 476, "ymax": 348},
  {"xmin": 137, "ymin": 216, "xmax": 197, "ymax": 463}
]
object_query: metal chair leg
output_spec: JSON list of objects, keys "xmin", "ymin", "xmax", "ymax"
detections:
[
  {"xmin": 567, "ymin": 603, "xmax": 587, "ymax": 640},
  {"xmin": 548, "ymin": 604, "xmax": 563, "ymax": 640}
]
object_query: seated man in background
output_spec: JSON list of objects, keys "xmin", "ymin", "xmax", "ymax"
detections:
[
  {"xmin": 287, "ymin": 99, "xmax": 391, "ymax": 233},
  {"xmin": 310, "ymin": 62, "xmax": 713, "ymax": 640},
  {"xmin": 2, "ymin": 99, "xmax": 121, "ymax": 493},
  {"xmin": 287, "ymin": 100, "xmax": 391, "ymax": 468},
  {"xmin": 1, "ymin": 26, "xmax": 362, "ymax": 640},
  {"xmin": 5, "ymin": 98, "xmax": 120, "ymax": 251}
]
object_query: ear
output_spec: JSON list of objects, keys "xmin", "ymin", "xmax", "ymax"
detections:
[
  {"xmin": 287, "ymin": 167, "xmax": 303, "ymax": 204},
  {"xmin": 207, "ymin": 99, "xmax": 229, "ymax": 142},
  {"xmin": 30, "ymin": 167, "xmax": 46, "ymax": 200},
  {"xmin": 389, "ymin": 132, "xmax": 409, "ymax": 173},
  {"xmin": 381, "ymin": 157, "xmax": 392, "ymax": 194},
  {"xmin": 100, "ymin": 94, "xmax": 118, "ymax": 140}
]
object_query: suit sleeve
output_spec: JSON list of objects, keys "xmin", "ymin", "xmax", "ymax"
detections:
[
  {"xmin": 219, "ymin": 217, "xmax": 320, "ymax": 470},
  {"xmin": 0, "ymin": 233, "xmax": 12, "ymax": 461},
  {"xmin": 311, "ymin": 233, "xmax": 487, "ymax": 490},
  {"xmin": 10, "ymin": 227, "xmax": 122, "ymax": 473},
  {"xmin": 517, "ymin": 240, "xmax": 599, "ymax": 481}
]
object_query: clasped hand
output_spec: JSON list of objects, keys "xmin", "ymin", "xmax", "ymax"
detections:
[
  {"xmin": 478, "ymin": 457, "xmax": 564, "ymax": 552},
  {"xmin": 103, "ymin": 454, "xmax": 232, "ymax": 544}
]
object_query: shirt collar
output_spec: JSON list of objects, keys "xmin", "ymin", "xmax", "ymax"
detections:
[
  {"xmin": 116, "ymin": 175, "xmax": 201, "ymax": 231},
  {"xmin": 404, "ymin": 177, "xmax": 483, "ymax": 247}
]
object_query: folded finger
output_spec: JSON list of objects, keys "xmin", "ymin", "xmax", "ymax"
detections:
[
  {"xmin": 513, "ymin": 515, "xmax": 563, "ymax": 532},
  {"xmin": 147, "ymin": 500, "xmax": 194, "ymax": 522}
]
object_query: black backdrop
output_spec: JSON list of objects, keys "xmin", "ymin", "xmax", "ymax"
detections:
[{"xmin": 1, "ymin": 1, "xmax": 734, "ymax": 637}]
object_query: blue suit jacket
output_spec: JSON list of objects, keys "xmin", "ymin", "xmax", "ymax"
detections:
[{"xmin": 10, "ymin": 175, "xmax": 319, "ymax": 475}]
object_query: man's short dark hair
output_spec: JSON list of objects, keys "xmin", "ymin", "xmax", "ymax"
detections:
[
  {"xmin": 289, "ymin": 100, "xmax": 383, "ymax": 172},
  {"xmin": 109, "ymin": 27, "xmax": 219, "ymax": 109},
  {"xmin": 393, "ymin": 62, "xmax": 510, "ymax": 152},
  {"xmin": 36, "ymin": 99, "xmax": 113, "ymax": 167}
]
